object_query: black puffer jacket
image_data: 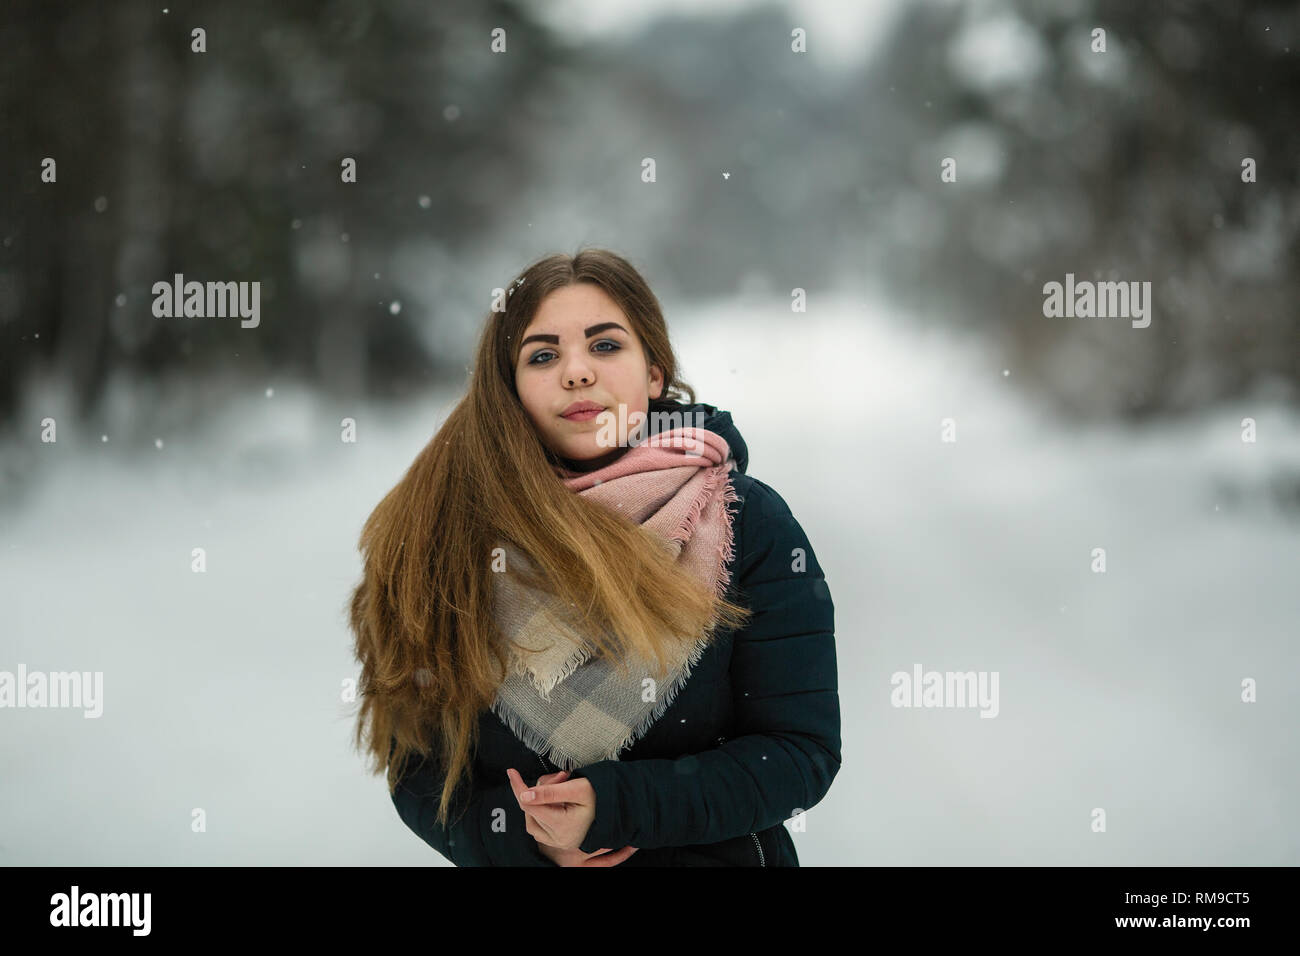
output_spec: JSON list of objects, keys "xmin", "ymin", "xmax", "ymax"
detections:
[{"xmin": 391, "ymin": 402, "xmax": 840, "ymax": 865}]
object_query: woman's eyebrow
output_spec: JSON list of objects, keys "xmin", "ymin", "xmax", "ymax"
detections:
[{"xmin": 520, "ymin": 322, "xmax": 629, "ymax": 348}]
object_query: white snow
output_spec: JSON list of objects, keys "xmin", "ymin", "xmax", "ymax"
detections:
[{"xmin": 1, "ymin": 286, "xmax": 1297, "ymax": 864}]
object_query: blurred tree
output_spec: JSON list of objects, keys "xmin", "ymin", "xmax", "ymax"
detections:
[
  {"xmin": 862, "ymin": 0, "xmax": 1300, "ymax": 419},
  {"xmin": 0, "ymin": 0, "xmax": 561, "ymax": 430}
]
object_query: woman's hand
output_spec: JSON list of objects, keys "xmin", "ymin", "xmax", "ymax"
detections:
[
  {"xmin": 506, "ymin": 767, "xmax": 638, "ymax": 865},
  {"xmin": 505, "ymin": 766, "xmax": 595, "ymax": 849},
  {"xmin": 520, "ymin": 770, "xmax": 638, "ymax": 866}
]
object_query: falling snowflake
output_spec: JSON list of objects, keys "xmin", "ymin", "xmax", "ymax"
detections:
[{"xmin": 389, "ymin": 301, "xmax": 401, "ymax": 315}]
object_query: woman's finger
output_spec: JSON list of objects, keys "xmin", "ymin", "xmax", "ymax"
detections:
[
  {"xmin": 521, "ymin": 779, "xmax": 586, "ymax": 807},
  {"xmin": 524, "ymin": 812, "xmax": 558, "ymax": 846},
  {"xmin": 518, "ymin": 801, "xmax": 567, "ymax": 828},
  {"xmin": 505, "ymin": 767, "xmax": 530, "ymax": 800},
  {"xmin": 581, "ymin": 846, "xmax": 637, "ymax": 867}
]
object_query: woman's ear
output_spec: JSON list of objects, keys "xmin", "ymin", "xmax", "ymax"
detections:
[{"xmin": 648, "ymin": 364, "xmax": 665, "ymax": 400}]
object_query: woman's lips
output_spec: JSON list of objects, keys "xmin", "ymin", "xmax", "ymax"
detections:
[{"xmin": 562, "ymin": 407, "xmax": 603, "ymax": 422}]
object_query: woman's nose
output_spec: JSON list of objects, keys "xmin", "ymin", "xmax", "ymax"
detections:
[{"xmin": 564, "ymin": 362, "xmax": 593, "ymax": 386}]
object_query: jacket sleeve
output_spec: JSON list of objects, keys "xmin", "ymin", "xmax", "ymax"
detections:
[
  {"xmin": 390, "ymin": 739, "xmax": 556, "ymax": 866},
  {"xmin": 568, "ymin": 477, "xmax": 841, "ymax": 852}
]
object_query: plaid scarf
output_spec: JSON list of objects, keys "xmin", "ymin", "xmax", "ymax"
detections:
[{"xmin": 489, "ymin": 427, "xmax": 740, "ymax": 771}]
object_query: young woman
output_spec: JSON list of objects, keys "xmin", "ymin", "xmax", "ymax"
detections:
[{"xmin": 350, "ymin": 248, "xmax": 840, "ymax": 866}]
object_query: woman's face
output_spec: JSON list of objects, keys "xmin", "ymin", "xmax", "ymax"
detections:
[{"xmin": 514, "ymin": 283, "xmax": 664, "ymax": 471}]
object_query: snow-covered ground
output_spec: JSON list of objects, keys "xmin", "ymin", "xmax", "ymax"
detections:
[{"xmin": 2, "ymin": 287, "xmax": 1297, "ymax": 865}]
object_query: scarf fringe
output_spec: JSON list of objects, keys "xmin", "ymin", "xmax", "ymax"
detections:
[
  {"xmin": 619, "ymin": 632, "xmax": 713, "ymax": 756},
  {"xmin": 508, "ymin": 628, "xmax": 595, "ymax": 700},
  {"xmin": 679, "ymin": 466, "xmax": 741, "ymax": 600},
  {"xmin": 491, "ymin": 632, "xmax": 715, "ymax": 772},
  {"xmin": 491, "ymin": 697, "xmax": 594, "ymax": 772}
]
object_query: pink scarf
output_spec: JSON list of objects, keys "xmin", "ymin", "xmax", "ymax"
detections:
[
  {"xmin": 489, "ymin": 426, "xmax": 741, "ymax": 769},
  {"xmin": 554, "ymin": 427, "xmax": 740, "ymax": 603}
]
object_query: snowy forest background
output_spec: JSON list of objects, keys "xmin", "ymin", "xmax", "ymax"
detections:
[{"xmin": 1, "ymin": 0, "xmax": 1297, "ymax": 865}]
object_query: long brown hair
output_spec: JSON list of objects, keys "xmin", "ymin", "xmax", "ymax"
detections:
[{"xmin": 349, "ymin": 248, "xmax": 753, "ymax": 826}]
